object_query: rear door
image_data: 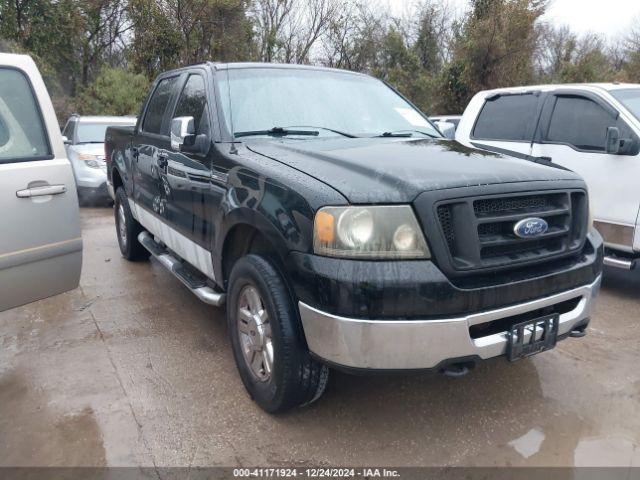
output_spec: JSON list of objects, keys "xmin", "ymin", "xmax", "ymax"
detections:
[
  {"xmin": 132, "ymin": 74, "xmax": 181, "ymax": 217},
  {"xmin": 467, "ymin": 91, "xmax": 541, "ymax": 158},
  {"xmin": 531, "ymin": 92, "xmax": 640, "ymax": 251},
  {"xmin": 0, "ymin": 56, "xmax": 82, "ymax": 311}
]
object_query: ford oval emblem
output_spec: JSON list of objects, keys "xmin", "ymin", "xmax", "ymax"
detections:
[{"xmin": 514, "ymin": 217, "xmax": 548, "ymax": 238}]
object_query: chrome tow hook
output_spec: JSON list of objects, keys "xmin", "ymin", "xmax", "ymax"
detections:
[
  {"xmin": 569, "ymin": 327, "xmax": 588, "ymax": 338},
  {"xmin": 442, "ymin": 361, "xmax": 476, "ymax": 378}
]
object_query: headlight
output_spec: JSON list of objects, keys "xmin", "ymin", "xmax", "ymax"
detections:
[
  {"xmin": 313, "ymin": 205, "xmax": 430, "ymax": 259},
  {"xmin": 78, "ymin": 153, "xmax": 101, "ymax": 169}
]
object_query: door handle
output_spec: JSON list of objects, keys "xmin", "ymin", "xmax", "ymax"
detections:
[
  {"xmin": 16, "ymin": 184, "xmax": 67, "ymax": 198},
  {"xmin": 158, "ymin": 153, "xmax": 168, "ymax": 168}
]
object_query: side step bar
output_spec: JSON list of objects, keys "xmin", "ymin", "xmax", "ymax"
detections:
[
  {"xmin": 603, "ymin": 255, "xmax": 637, "ymax": 270},
  {"xmin": 138, "ymin": 231, "xmax": 226, "ymax": 307}
]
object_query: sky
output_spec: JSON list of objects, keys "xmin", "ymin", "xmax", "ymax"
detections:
[{"xmin": 384, "ymin": 0, "xmax": 640, "ymax": 39}]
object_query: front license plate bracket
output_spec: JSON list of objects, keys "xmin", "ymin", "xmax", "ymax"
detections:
[{"xmin": 506, "ymin": 314, "xmax": 559, "ymax": 362}]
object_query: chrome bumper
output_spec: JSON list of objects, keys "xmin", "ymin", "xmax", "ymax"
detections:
[{"xmin": 299, "ymin": 276, "xmax": 601, "ymax": 370}]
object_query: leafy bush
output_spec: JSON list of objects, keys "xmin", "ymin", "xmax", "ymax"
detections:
[{"xmin": 76, "ymin": 68, "xmax": 149, "ymax": 116}]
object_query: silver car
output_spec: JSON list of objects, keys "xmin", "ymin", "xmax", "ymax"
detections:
[
  {"xmin": 62, "ymin": 115, "xmax": 136, "ymax": 205},
  {"xmin": 0, "ymin": 53, "xmax": 82, "ymax": 312}
]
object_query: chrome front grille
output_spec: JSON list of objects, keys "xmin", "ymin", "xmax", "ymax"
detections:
[{"xmin": 434, "ymin": 190, "xmax": 588, "ymax": 272}]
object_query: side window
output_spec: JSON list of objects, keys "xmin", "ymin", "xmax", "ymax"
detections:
[
  {"xmin": 545, "ymin": 96, "xmax": 628, "ymax": 152},
  {"xmin": 62, "ymin": 120, "xmax": 75, "ymax": 142},
  {"xmin": 142, "ymin": 76, "xmax": 180, "ymax": 135},
  {"xmin": 173, "ymin": 74, "xmax": 209, "ymax": 136},
  {"xmin": 0, "ymin": 68, "xmax": 51, "ymax": 164},
  {"xmin": 473, "ymin": 94, "xmax": 538, "ymax": 141}
]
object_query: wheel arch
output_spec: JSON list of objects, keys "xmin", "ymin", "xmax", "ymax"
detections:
[
  {"xmin": 217, "ymin": 211, "xmax": 295, "ymax": 291},
  {"xmin": 111, "ymin": 166, "xmax": 124, "ymax": 193}
]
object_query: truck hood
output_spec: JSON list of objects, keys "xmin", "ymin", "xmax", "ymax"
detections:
[{"xmin": 247, "ymin": 137, "xmax": 580, "ymax": 203}]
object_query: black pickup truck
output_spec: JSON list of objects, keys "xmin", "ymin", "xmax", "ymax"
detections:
[{"xmin": 106, "ymin": 63, "xmax": 603, "ymax": 413}]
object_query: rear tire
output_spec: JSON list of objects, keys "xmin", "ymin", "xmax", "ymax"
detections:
[
  {"xmin": 114, "ymin": 187, "xmax": 150, "ymax": 261},
  {"xmin": 227, "ymin": 254, "xmax": 329, "ymax": 413}
]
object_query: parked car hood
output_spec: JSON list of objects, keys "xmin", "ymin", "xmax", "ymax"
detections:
[
  {"xmin": 69, "ymin": 143, "xmax": 105, "ymax": 157},
  {"xmin": 246, "ymin": 137, "xmax": 581, "ymax": 203}
]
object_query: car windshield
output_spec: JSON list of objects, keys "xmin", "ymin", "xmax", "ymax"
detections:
[
  {"xmin": 218, "ymin": 67, "xmax": 440, "ymax": 139},
  {"xmin": 611, "ymin": 88, "xmax": 640, "ymax": 121}
]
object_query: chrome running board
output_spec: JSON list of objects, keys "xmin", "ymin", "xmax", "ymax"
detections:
[{"xmin": 138, "ymin": 231, "xmax": 225, "ymax": 307}]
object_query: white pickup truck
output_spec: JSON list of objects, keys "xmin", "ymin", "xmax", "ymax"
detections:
[
  {"xmin": 456, "ymin": 84, "xmax": 640, "ymax": 270},
  {"xmin": 0, "ymin": 53, "xmax": 82, "ymax": 311}
]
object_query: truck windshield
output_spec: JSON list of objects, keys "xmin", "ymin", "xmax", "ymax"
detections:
[
  {"xmin": 218, "ymin": 67, "xmax": 440, "ymax": 139},
  {"xmin": 611, "ymin": 88, "xmax": 640, "ymax": 121}
]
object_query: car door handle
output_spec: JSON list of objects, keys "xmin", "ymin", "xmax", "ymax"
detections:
[
  {"xmin": 157, "ymin": 153, "xmax": 168, "ymax": 168},
  {"xmin": 16, "ymin": 184, "xmax": 67, "ymax": 198}
]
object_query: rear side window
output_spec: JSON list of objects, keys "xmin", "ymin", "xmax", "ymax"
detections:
[
  {"xmin": 142, "ymin": 76, "xmax": 180, "ymax": 135},
  {"xmin": 473, "ymin": 94, "xmax": 538, "ymax": 141},
  {"xmin": 0, "ymin": 68, "xmax": 51, "ymax": 164},
  {"xmin": 173, "ymin": 74, "xmax": 210, "ymax": 135},
  {"xmin": 545, "ymin": 96, "xmax": 628, "ymax": 151}
]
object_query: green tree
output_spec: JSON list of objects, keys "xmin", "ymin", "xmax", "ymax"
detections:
[
  {"xmin": 128, "ymin": 0, "xmax": 253, "ymax": 79},
  {"xmin": 443, "ymin": 0, "xmax": 546, "ymax": 112},
  {"xmin": 76, "ymin": 67, "xmax": 149, "ymax": 116}
]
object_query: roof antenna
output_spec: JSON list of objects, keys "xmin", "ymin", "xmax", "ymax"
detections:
[{"xmin": 226, "ymin": 67, "xmax": 238, "ymax": 155}]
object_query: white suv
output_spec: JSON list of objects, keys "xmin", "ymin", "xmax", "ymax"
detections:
[
  {"xmin": 62, "ymin": 114, "xmax": 136, "ymax": 205},
  {"xmin": 0, "ymin": 54, "xmax": 82, "ymax": 311},
  {"xmin": 456, "ymin": 83, "xmax": 640, "ymax": 270}
]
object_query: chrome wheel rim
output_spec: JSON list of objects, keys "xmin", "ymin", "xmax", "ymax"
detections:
[
  {"xmin": 117, "ymin": 203, "xmax": 127, "ymax": 246},
  {"xmin": 237, "ymin": 285, "xmax": 273, "ymax": 382}
]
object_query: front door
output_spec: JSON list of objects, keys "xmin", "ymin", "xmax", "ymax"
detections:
[
  {"xmin": 0, "ymin": 63, "xmax": 82, "ymax": 311},
  {"xmin": 531, "ymin": 93, "xmax": 640, "ymax": 251},
  {"xmin": 163, "ymin": 72, "xmax": 220, "ymax": 280}
]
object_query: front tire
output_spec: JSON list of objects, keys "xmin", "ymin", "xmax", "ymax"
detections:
[
  {"xmin": 227, "ymin": 254, "xmax": 329, "ymax": 413},
  {"xmin": 114, "ymin": 187, "xmax": 150, "ymax": 261}
]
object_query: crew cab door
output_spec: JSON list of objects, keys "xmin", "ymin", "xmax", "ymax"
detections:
[
  {"xmin": 531, "ymin": 92, "xmax": 640, "ymax": 251},
  {"xmin": 0, "ymin": 58, "xmax": 82, "ymax": 312},
  {"xmin": 465, "ymin": 91, "xmax": 541, "ymax": 158},
  {"xmin": 132, "ymin": 74, "xmax": 181, "ymax": 218},
  {"xmin": 163, "ymin": 71, "xmax": 220, "ymax": 280}
]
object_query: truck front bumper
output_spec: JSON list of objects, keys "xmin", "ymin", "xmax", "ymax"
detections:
[{"xmin": 299, "ymin": 275, "xmax": 601, "ymax": 371}]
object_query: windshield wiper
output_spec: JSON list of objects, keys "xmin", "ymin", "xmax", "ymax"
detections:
[
  {"xmin": 376, "ymin": 130, "xmax": 438, "ymax": 138},
  {"xmin": 284, "ymin": 126, "xmax": 359, "ymax": 138},
  {"xmin": 234, "ymin": 127, "xmax": 319, "ymax": 138}
]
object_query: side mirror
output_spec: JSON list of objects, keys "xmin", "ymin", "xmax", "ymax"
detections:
[
  {"xmin": 606, "ymin": 126, "xmax": 640, "ymax": 155},
  {"xmin": 619, "ymin": 137, "xmax": 640, "ymax": 156},
  {"xmin": 435, "ymin": 121, "xmax": 456, "ymax": 139},
  {"xmin": 170, "ymin": 117, "xmax": 195, "ymax": 151},
  {"xmin": 62, "ymin": 135, "xmax": 71, "ymax": 145},
  {"xmin": 605, "ymin": 127, "xmax": 620, "ymax": 154}
]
